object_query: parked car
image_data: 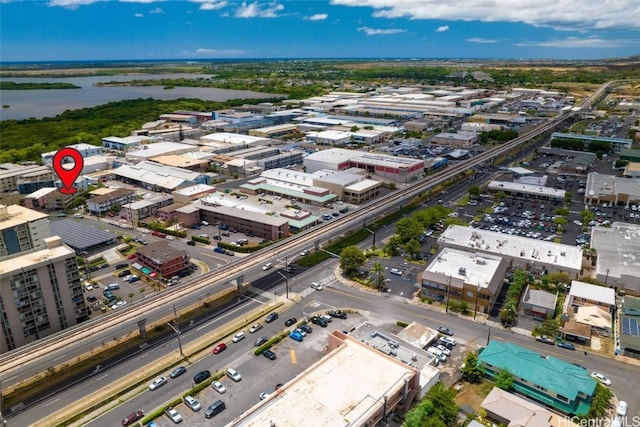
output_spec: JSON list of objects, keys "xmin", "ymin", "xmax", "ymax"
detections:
[
  {"xmin": 211, "ymin": 380, "xmax": 226, "ymax": 394},
  {"xmin": 390, "ymin": 268, "xmax": 403, "ymax": 276},
  {"xmin": 298, "ymin": 324, "xmax": 312, "ymax": 334},
  {"xmin": 536, "ymin": 335, "xmax": 555, "ymax": 345},
  {"xmin": 249, "ymin": 323, "xmax": 263, "ymax": 333},
  {"xmin": 557, "ymin": 341, "xmax": 576, "ymax": 351},
  {"xmin": 186, "ymin": 240, "xmax": 196, "ymax": 246},
  {"xmin": 262, "ymin": 349, "xmax": 277, "ymax": 360},
  {"xmin": 226, "ymin": 368, "xmax": 242, "ymax": 382},
  {"xmin": 254, "ymin": 336, "xmax": 269, "ymax": 347},
  {"xmin": 439, "ymin": 336, "xmax": 457, "ymax": 347},
  {"xmin": 591, "ymin": 372, "xmax": 612, "ymax": 386},
  {"xmin": 183, "ymin": 395, "xmax": 201, "ymax": 412},
  {"xmin": 115, "ymin": 263, "xmax": 128, "ymax": 270},
  {"xmin": 616, "ymin": 400, "xmax": 628, "ymax": 417},
  {"xmin": 265, "ymin": 312, "xmax": 279, "ymax": 323},
  {"xmin": 121, "ymin": 410, "xmax": 144, "ymax": 426},
  {"xmin": 164, "ymin": 407, "xmax": 182, "ymax": 424},
  {"xmin": 170, "ymin": 366, "xmax": 186, "ymax": 379},
  {"xmin": 204, "ymin": 400, "xmax": 226, "ymax": 418},
  {"xmin": 327, "ymin": 310, "xmax": 347, "ymax": 319},
  {"xmin": 289, "ymin": 330, "xmax": 304, "ymax": 342},
  {"xmin": 212, "ymin": 342, "xmax": 227, "ymax": 354},
  {"xmin": 118, "ymin": 270, "xmax": 131, "ymax": 278},
  {"xmin": 193, "ymin": 370, "xmax": 211, "ymax": 384},
  {"xmin": 232, "ymin": 331, "xmax": 246, "ymax": 343},
  {"xmin": 437, "ymin": 327, "xmax": 454, "ymax": 336},
  {"xmin": 284, "ymin": 318, "xmax": 297, "ymax": 327},
  {"xmin": 320, "ymin": 314, "xmax": 333, "ymax": 324},
  {"xmin": 149, "ymin": 376, "xmax": 167, "ymax": 391},
  {"xmin": 311, "ymin": 316, "xmax": 328, "ymax": 327}
]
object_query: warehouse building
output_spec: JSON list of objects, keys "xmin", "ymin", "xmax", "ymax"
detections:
[
  {"xmin": 113, "ymin": 161, "xmax": 210, "ymax": 192},
  {"xmin": 590, "ymin": 222, "xmax": 640, "ymax": 295}
]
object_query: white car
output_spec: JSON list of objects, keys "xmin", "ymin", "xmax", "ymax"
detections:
[
  {"xmin": 390, "ymin": 268, "xmax": 403, "ymax": 276},
  {"xmin": 436, "ymin": 344, "xmax": 451, "ymax": 356},
  {"xmin": 73, "ymin": 213, "xmax": 84, "ymax": 218},
  {"xmin": 226, "ymin": 368, "xmax": 242, "ymax": 382},
  {"xmin": 616, "ymin": 401, "xmax": 628, "ymax": 417},
  {"xmin": 591, "ymin": 372, "xmax": 612, "ymax": 386},
  {"xmin": 310, "ymin": 282, "xmax": 323, "ymax": 291},
  {"xmin": 440, "ymin": 336, "xmax": 457, "ymax": 346},
  {"xmin": 165, "ymin": 235, "xmax": 175, "ymax": 240},
  {"xmin": 211, "ymin": 380, "xmax": 226, "ymax": 394},
  {"xmin": 249, "ymin": 323, "xmax": 262, "ymax": 333},
  {"xmin": 232, "ymin": 331, "xmax": 246, "ymax": 343},
  {"xmin": 262, "ymin": 262, "xmax": 273, "ymax": 271},
  {"xmin": 111, "ymin": 300, "xmax": 126, "ymax": 310},
  {"xmin": 149, "ymin": 376, "xmax": 168, "ymax": 391},
  {"xmin": 165, "ymin": 407, "xmax": 183, "ymax": 423}
]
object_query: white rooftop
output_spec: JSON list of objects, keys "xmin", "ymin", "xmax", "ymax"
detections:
[
  {"xmin": 114, "ymin": 161, "xmax": 202, "ymax": 190},
  {"xmin": 568, "ymin": 280, "xmax": 615, "ymax": 306},
  {"xmin": 0, "ymin": 236, "xmax": 74, "ymax": 274},
  {"xmin": 261, "ymin": 168, "xmax": 315, "ymax": 188},
  {"xmin": 424, "ymin": 248, "xmax": 503, "ymax": 290},
  {"xmin": 173, "ymin": 184, "xmax": 216, "ymax": 197},
  {"xmin": 232, "ymin": 334, "xmax": 416, "ymax": 427},
  {"xmin": 200, "ymin": 132, "xmax": 270, "ymax": 145},
  {"xmin": 124, "ymin": 142, "xmax": 197, "ymax": 161},
  {"xmin": 0, "ymin": 204, "xmax": 49, "ymax": 230},
  {"xmin": 306, "ymin": 130, "xmax": 351, "ymax": 141},
  {"xmin": 438, "ymin": 225, "xmax": 582, "ymax": 273},
  {"xmin": 488, "ymin": 180, "xmax": 566, "ymax": 199},
  {"xmin": 26, "ymin": 187, "xmax": 58, "ymax": 199},
  {"xmin": 591, "ymin": 222, "xmax": 640, "ymax": 286}
]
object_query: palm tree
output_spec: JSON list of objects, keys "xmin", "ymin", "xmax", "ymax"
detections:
[{"xmin": 371, "ymin": 262, "xmax": 385, "ymax": 289}]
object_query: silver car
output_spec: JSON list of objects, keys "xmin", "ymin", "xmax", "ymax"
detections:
[{"xmin": 183, "ymin": 395, "xmax": 201, "ymax": 412}]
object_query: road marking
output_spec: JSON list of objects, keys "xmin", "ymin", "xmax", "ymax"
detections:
[
  {"xmin": 53, "ymin": 354, "xmax": 67, "ymax": 361},
  {"xmin": 196, "ymin": 301, "xmax": 258, "ymax": 332},
  {"xmin": 45, "ymin": 398, "xmax": 60, "ymax": 406},
  {"xmin": 290, "ymin": 349, "xmax": 297, "ymax": 364},
  {"xmin": 96, "ymin": 374, "xmax": 108, "ymax": 381}
]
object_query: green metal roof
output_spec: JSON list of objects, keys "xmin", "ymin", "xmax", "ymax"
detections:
[
  {"xmin": 623, "ymin": 296, "xmax": 640, "ymax": 316},
  {"xmin": 478, "ymin": 341, "xmax": 596, "ymax": 405}
]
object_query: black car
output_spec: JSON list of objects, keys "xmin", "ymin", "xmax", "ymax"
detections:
[
  {"xmin": 115, "ymin": 263, "xmax": 128, "ymax": 270},
  {"xmin": 284, "ymin": 318, "xmax": 297, "ymax": 327},
  {"xmin": 170, "ymin": 366, "xmax": 187, "ymax": 379},
  {"xmin": 298, "ymin": 324, "xmax": 312, "ymax": 334},
  {"xmin": 254, "ymin": 336, "xmax": 269, "ymax": 347},
  {"xmin": 437, "ymin": 327, "xmax": 454, "ymax": 336},
  {"xmin": 265, "ymin": 312, "xmax": 279, "ymax": 323},
  {"xmin": 327, "ymin": 310, "xmax": 347, "ymax": 319},
  {"xmin": 118, "ymin": 269, "xmax": 131, "ymax": 278},
  {"xmin": 437, "ymin": 339, "xmax": 454, "ymax": 350},
  {"xmin": 193, "ymin": 370, "xmax": 211, "ymax": 384},
  {"xmin": 311, "ymin": 316, "xmax": 328, "ymax": 327},
  {"xmin": 262, "ymin": 350, "xmax": 277, "ymax": 360},
  {"xmin": 86, "ymin": 295, "xmax": 98, "ymax": 303},
  {"xmin": 186, "ymin": 240, "xmax": 196, "ymax": 246}
]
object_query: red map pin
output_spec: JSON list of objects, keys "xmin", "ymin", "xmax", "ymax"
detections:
[{"xmin": 53, "ymin": 147, "xmax": 84, "ymax": 194}]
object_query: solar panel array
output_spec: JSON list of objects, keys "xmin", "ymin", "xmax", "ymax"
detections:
[
  {"xmin": 621, "ymin": 317, "xmax": 640, "ymax": 337},
  {"xmin": 49, "ymin": 219, "xmax": 118, "ymax": 251}
]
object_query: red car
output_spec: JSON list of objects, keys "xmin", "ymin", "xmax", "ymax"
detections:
[
  {"xmin": 122, "ymin": 410, "xmax": 144, "ymax": 426},
  {"xmin": 212, "ymin": 343, "xmax": 227, "ymax": 354},
  {"xmin": 107, "ymin": 211, "xmax": 116, "ymax": 217}
]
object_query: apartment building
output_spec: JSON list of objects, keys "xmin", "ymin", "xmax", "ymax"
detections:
[{"xmin": 0, "ymin": 204, "xmax": 50, "ymax": 258}]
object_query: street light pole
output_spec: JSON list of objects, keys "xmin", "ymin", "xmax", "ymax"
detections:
[
  {"xmin": 445, "ymin": 274, "xmax": 451, "ymax": 313},
  {"xmin": 365, "ymin": 227, "xmax": 376, "ymax": 249},
  {"xmin": 167, "ymin": 322, "xmax": 184, "ymax": 357},
  {"xmin": 474, "ymin": 284, "xmax": 481, "ymax": 320}
]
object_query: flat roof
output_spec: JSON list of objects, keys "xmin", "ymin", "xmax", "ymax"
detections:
[
  {"xmin": 233, "ymin": 333, "xmax": 416, "ymax": 427},
  {"xmin": 49, "ymin": 219, "xmax": 118, "ymax": 250},
  {"xmin": 200, "ymin": 132, "xmax": 270, "ymax": 145},
  {"xmin": 569, "ymin": 280, "xmax": 615, "ymax": 306},
  {"xmin": 0, "ymin": 204, "xmax": 49, "ymax": 230},
  {"xmin": 438, "ymin": 225, "xmax": 582, "ymax": 272},
  {"xmin": 148, "ymin": 154, "xmax": 208, "ymax": 168},
  {"xmin": 0, "ymin": 237, "xmax": 75, "ymax": 274},
  {"xmin": 26, "ymin": 187, "xmax": 58, "ymax": 199},
  {"xmin": 125, "ymin": 142, "xmax": 197, "ymax": 160},
  {"xmin": 136, "ymin": 240, "xmax": 188, "ymax": 263},
  {"xmin": 306, "ymin": 130, "xmax": 351, "ymax": 141},
  {"xmin": 424, "ymin": 248, "xmax": 503, "ymax": 290},
  {"xmin": 198, "ymin": 204, "xmax": 289, "ymax": 226},
  {"xmin": 114, "ymin": 161, "xmax": 202, "ymax": 190},
  {"xmin": 591, "ymin": 222, "xmax": 640, "ymax": 285},
  {"xmin": 172, "ymin": 184, "xmax": 216, "ymax": 197},
  {"xmin": 489, "ymin": 180, "xmax": 566, "ymax": 198},
  {"xmin": 345, "ymin": 179, "xmax": 382, "ymax": 192}
]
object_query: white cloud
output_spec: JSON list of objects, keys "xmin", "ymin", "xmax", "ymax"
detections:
[
  {"xmin": 306, "ymin": 13, "xmax": 328, "ymax": 21},
  {"xmin": 358, "ymin": 26, "xmax": 405, "ymax": 36},
  {"xmin": 195, "ymin": 48, "xmax": 246, "ymax": 56},
  {"xmin": 119, "ymin": 0, "xmax": 159, "ymax": 3},
  {"xmin": 330, "ymin": 0, "xmax": 640, "ymax": 30},
  {"xmin": 47, "ymin": 0, "xmax": 100, "ymax": 8},
  {"xmin": 191, "ymin": 0, "xmax": 228, "ymax": 11},
  {"xmin": 235, "ymin": 1, "xmax": 283, "ymax": 18},
  {"xmin": 467, "ymin": 37, "xmax": 498, "ymax": 44},
  {"xmin": 134, "ymin": 12, "xmax": 143, "ymax": 17},
  {"xmin": 516, "ymin": 37, "xmax": 634, "ymax": 48},
  {"xmin": 149, "ymin": 7, "xmax": 163, "ymax": 14},
  {"xmin": 435, "ymin": 25, "xmax": 449, "ymax": 32}
]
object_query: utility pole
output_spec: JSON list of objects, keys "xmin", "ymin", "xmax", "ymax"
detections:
[
  {"xmin": 167, "ymin": 322, "xmax": 184, "ymax": 357},
  {"xmin": 445, "ymin": 274, "xmax": 451, "ymax": 313}
]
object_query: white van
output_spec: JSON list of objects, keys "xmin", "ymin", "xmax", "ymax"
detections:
[{"xmin": 427, "ymin": 347, "xmax": 447, "ymax": 362}]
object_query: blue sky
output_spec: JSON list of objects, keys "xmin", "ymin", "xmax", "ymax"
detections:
[{"xmin": 1, "ymin": 0, "xmax": 638, "ymax": 62}]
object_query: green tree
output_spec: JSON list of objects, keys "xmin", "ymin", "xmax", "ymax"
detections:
[
  {"xmin": 500, "ymin": 299, "xmax": 518, "ymax": 327},
  {"xmin": 580, "ymin": 209, "xmax": 596, "ymax": 224},
  {"xmin": 339, "ymin": 246, "xmax": 366, "ymax": 277},
  {"xmin": 564, "ymin": 192, "xmax": 573, "ymax": 206},
  {"xmin": 384, "ymin": 235, "xmax": 402, "ymax": 257},
  {"xmin": 371, "ymin": 261, "xmax": 385, "ymax": 289},
  {"xmin": 461, "ymin": 352, "xmax": 483, "ymax": 384},
  {"xmin": 405, "ymin": 239, "xmax": 421, "ymax": 259},
  {"xmin": 495, "ymin": 369, "xmax": 514, "ymax": 390},
  {"xmin": 403, "ymin": 383, "xmax": 458, "ymax": 427},
  {"xmin": 395, "ymin": 217, "xmax": 423, "ymax": 243},
  {"xmin": 554, "ymin": 207, "xmax": 570, "ymax": 217},
  {"xmin": 468, "ymin": 184, "xmax": 481, "ymax": 198}
]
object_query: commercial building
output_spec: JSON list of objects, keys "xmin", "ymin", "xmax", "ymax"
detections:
[
  {"xmin": 421, "ymin": 248, "xmax": 508, "ymax": 316},
  {"xmin": 24, "ymin": 187, "xmax": 59, "ymax": 209},
  {"xmin": 438, "ymin": 226, "xmax": 583, "ymax": 278},
  {"xmin": 312, "ymin": 169, "xmax": 381, "ymax": 204},
  {"xmin": 41, "ymin": 143, "xmax": 103, "ymax": 167},
  {"xmin": 230, "ymin": 329, "xmax": 429, "ymax": 427},
  {"xmin": 198, "ymin": 203, "xmax": 289, "ymax": 241},
  {"xmin": 619, "ymin": 148, "xmax": 640, "ymax": 163},
  {"xmin": 0, "ymin": 236, "xmax": 87, "ymax": 353},
  {"xmin": 86, "ymin": 188, "xmax": 138, "ymax": 215},
  {"xmin": 304, "ymin": 148, "xmax": 424, "ymax": 183},
  {"xmin": 172, "ymin": 184, "xmax": 217, "ymax": 204},
  {"xmin": 122, "ymin": 195, "xmax": 174, "ymax": 223},
  {"xmin": 478, "ymin": 340, "xmax": 597, "ymax": 416},
  {"xmin": 551, "ymin": 132, "xmax": 632, "ymax": 153},
  {"xmin": 199, "ymin": 132, "xmax": 271, "ymax": 152},
  {"xmin": 430, "ymin": 132, "xmax": 478, "ymax": 147},
  {"xmin": 620, "ymin": 296, "xmax": 640, "ymax": 357},
  {"xmin": 239, "ymin": 169, "xmax": 337, "ymax": 207},
  {"xmin": 583, "ymin": 172, "xmax": 640, "ymax": 207},
  {"xmin": 113, "ymin": 161, "xmax": 210, "ymax": 192},
  {"xmin": 124, "ymin": 142, "xmax": 198, "ymax": 163},
  {"xmin": 0, "ymin": 204, "xmax": 50, "ymax": 258},
  {"xmin": 15, "ymin": 168, "xmax": 57, "ymax": 195},
  {"xmin": 521, "ymin": 285, "xmax": 558, "ymax": 319},
  {"xmin": 0, "ymin": 163, "xmax": 53, "ymax": 193},
  {"xmin": 249, "ymin": 123, "xmax": 298, "ymax": 138},
  {"xmin": 133, "ymin": 241, "xmax": 190, "ymax": 278},
  {"xmin": 101, "ymin": 135, "xmax": 145, "ymax": 151},
  {"xmin": 488, "ymin": 180, "xmax": 566, "ymax": 203},
  {"xmin": 148, "ymin": 154, "xmax": 209, "ymax": 171},
  {"xmin": 590, "ymin": 223, "xmax": 640, "ymax": 295}
]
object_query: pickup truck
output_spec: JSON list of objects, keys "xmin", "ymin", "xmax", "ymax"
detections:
[{"xmin": 536, "ymin": 335, "xmax": 555, "ymax": 345}]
